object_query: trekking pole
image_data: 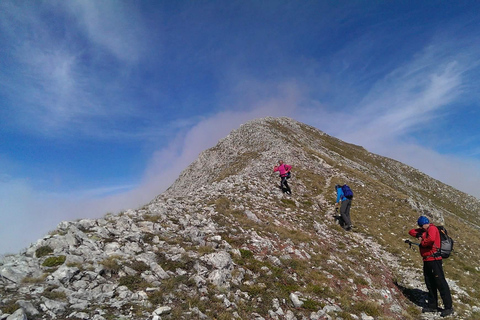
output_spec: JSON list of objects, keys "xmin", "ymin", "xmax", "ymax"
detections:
[{"xmin": 404, "ymin": 239, "xmax": 420, "ymax": 249}]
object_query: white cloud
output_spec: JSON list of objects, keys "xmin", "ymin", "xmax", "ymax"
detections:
[
  {"xmin": 0, "ymin": 0, "xmax": 155, "ymax": 139},
  {"xmin": 0, "ymin": 85, "xmax": 301, "ymax": 254},
  {"xmin": 62, "ymin": 0, "xmax": 148, "ymax": 64},
  {"xmin": 301, "ymin": 41, "xmax": 480, "ymax": 199}
]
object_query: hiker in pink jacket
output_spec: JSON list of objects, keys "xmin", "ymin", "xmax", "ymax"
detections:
[{"xmin": 273, "ymin": 160, "xmax": 292, "ymax": 194}]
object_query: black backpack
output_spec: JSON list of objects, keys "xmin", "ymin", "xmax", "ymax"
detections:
[{"xmin": 435, "ymin": 226, "xmax": 454, "ymax": 259}]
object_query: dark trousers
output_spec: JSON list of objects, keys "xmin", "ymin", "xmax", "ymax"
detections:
[
  {"xmin": 340, "ymin": 199, "xmax": 352, "ymax": 227},
  {"xmin": 423, "ymin": 260, "xmax": 452, "ymax": 309},
  {"xmin": 280, "ymin": 176, "xmax": 291, "ymax": 193}
]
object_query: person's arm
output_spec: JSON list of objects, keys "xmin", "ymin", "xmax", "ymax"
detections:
[
  {"xmin": 336, "ymin": 189, "xmax": 342, "ymax": 204},
  {"xmin": 273, "ymin": 166, "xmax": 279, "ymax": 173},
  {"xmin": 409, "ymin": 228, "xmax": 424, "ymax": 238}
]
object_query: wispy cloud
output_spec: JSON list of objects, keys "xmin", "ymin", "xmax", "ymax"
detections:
[
  {"xmin": 304, "ymin": 37, "xmax": 474, "ymax": 148},
  {"xmin": 301, "ymin": 35, "xmax": 480, "ymax": 199},
  {"xmin": 0, "ymin": 1, "xmax": 154, "ymax": 139},
  {"xmin": 62, "ymin": 0, "xmax": 149, "ymax": 64}
]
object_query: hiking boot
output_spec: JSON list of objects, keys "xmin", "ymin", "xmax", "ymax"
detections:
[
  {"xmin": 440, "ymin": 308, "xmax": 454, "ymax": 317},
  {"xmin": 421, "ymin": 307, "xmax": 438, "ymax": 313}
]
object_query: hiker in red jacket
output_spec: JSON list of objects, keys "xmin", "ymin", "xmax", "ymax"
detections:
[
  {"xmin": 408, "ymin": 216, "xmax": 453, "ymax": 317},
  {"xmin": 273, "ymin": 160, "xmax": 292, "ymax": 195}
]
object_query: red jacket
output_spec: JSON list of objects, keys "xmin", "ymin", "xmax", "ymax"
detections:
[{"xmin": 408, "ymin": 223, "xmax": 442, "ymax": 261}]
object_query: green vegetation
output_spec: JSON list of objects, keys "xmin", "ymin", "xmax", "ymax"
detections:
[
  {"xmin": 42, "ymin": 255, "xmax": 66, "ymax": 267},
  {"xmin": 239, "ymin": 248, "xmax": 253, "ymax": 259},
  {"xmin": 22, "ymin": 274, "xmax": 47, "ymax": 284},
  {"xmin": 35, "ymin": 245, "xmax": 53, "ymax": 258},
  {"xmin": 143, "ymin": 214, "xmax": 162, "ymax": 223},
  {"xmin": 42, "ymin": 286, "xmax": 67, "ymax": 300},
  {"xmin": 280, "ymin": 198, "xmax": 296, "ymax": 208},
  {"xmin": 1, "ymin": 302, "xmax": 20, "ymax": 314},
  {"xmin": 126, "ymin": 260, "xmax": 150, "ymax": 273},
  {"xmin": 100, "ymin": 255, "xmax": 122, "ymax": 274},
  {"xmin": 119, "ymin": 275, "xmax": 149, "ymax": 292},
  {"xmin": 214, "ymin": 151, "xmax": 261, "ymax": 182}
]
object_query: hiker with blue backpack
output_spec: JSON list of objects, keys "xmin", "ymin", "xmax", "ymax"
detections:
[
  {"xmin": 335, "ymin": 184, "xmax": 353, "ymax": 231},
  {"xmin": 408, "ymin": 216, "xmax": 453, "ymax": 317}
]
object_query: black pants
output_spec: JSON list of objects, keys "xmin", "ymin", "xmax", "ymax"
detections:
[
  {"xmin": 340, "ymin": 198, "xmax": 352, "ymax": 227},
  {"xmin": 423, "ymin": 260, "xmax": 452, "ymax": 309},
  {"xmin": 280, "ymin": 176, "xmax": 291, "ymax": 193}
]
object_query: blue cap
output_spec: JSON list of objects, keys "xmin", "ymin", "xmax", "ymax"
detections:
[{"xmin": 417, "ymin": 216, "xmax": 430, "ymax": 226}]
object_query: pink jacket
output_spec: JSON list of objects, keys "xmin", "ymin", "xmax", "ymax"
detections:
[{"xmin": 274, "ymin": 164, "xmax": 292, "ymax": 177}]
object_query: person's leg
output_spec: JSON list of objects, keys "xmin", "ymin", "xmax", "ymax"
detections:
[
  {"xmin": 280, "ymin": 176, "xmax": 291, "ymax": 194},
  {"xmin": 284, "ymin": 179, "xmax": 291, "ymax": 194},
  {"xmin": 424, "ymin": 262, "xmax": 439, "ymax": 309},
  {"xmin": 344, "ymin": 199, "xmax": 352, "ymax": 227},
  {"xmin": 340, "ymin": 200, "xmax": 351, "ymax": 228},
  {"xmin": 431, "ymin": 261, "xmax": 453, "ymax": 310}
]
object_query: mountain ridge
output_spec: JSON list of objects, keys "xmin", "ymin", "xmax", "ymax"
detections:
[{"xmin": 1, "ymin": 117, "xmax": 480, "ymax": 320}]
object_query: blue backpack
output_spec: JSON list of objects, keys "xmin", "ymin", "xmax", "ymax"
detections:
[{"xmin": 341, "ymin": 184, "xmax": 354, "ymax": 199}]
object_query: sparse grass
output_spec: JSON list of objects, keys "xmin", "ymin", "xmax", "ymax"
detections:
[
  {"xmin": 66, "ymin": 262, "xmax": 84, "ymax": 269},
  {"xmin": 156, "ymin": 252, "xmax": 195, "ymax": 272},
  {"xmin": 293, "ymin": 167, "xmax": 326, "ymax": 197},
  {"xmin": 349, "ymin": 300, "xmax": 382, "ymax": 317},
  {"xmin": 213, "ymin": 151, "xmax": 260, "ymax": 182},
  {"xmin": 143, "ymin": 214, "xmax": 162, "ymax": 223},
  {"xmin": 42, "ymin": 255, "xmax": 66, "ymax": 267},
  {"xmin": 42, "ymin": 286, "xmax": 67, "ymax": 300},
  {"xmin": 100, "ymin": 255, "xmax": 122, "ymax": 274},
  {"xmin": 147, "ymin": 289, "xmax": 163, "ymax": 305},
  {"xmin": 142, "ymin": 232, "xmax": 155, "ymax": 244},
  {"xmin": 239, "ymin": 248, "xmax": 253, "ymax": 259},
  {"xmin": 1, "ymin": 302, "xmax": 20, "ymax": 314},
  {"xmin": 35, "ymin": 245, "xmax": 53, "ymax": 258},
  {"xmin": 22, "ymin": 274, "xmax": 47, "ymax": 283},
  {"xmin": 118, "ymin": 275, "xmax": 149, "ymax": 292},
  {"xmin": 302, "ymin": 298, "xmax": 321, "ymax": 310},
  {"xmin": 127, "ymin": 260, "xmax": 150, "ymax": 273},
  {"xmin": 214, "ymin": 196, "xmax": 231, "ymax": 214},
  {"xmin": 280, "ymin": 198, "xmax": 296, "ymax": 208},
  {"xmin": 197, "ymin": 245, "xmax": 216, "ymax": 255}
]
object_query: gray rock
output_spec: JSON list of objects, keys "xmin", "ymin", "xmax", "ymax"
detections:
[
  {"xmin": 6, "ymin": 309, "xmax": 27, "ymax": 320},
  {"xmin": 153, "ymin": 306, "xmax": 172, "ymax": 315},
  {"xmin": 290, "ymin": 292, "xmax": 303, "ymax": 308},
  {"xmin": 15, "ymin": 300, "xmax": 39, "ymax": 316},
  {"xmin": 48, "ymin": 266, "xmax": 80, "ymax": 284},
  {"xmin": 201, "ymin": 251, "xmax": 232, "ymax": 269}
]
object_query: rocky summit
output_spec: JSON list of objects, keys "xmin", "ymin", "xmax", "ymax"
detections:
[{"xmin": 1, "ymin": 117, "xmax": 480, "ymax": 320}]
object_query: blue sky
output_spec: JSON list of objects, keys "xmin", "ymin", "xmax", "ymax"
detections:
[{"xmin": 1, "ymin": 1, "xmax": 480, "ymax": 254}]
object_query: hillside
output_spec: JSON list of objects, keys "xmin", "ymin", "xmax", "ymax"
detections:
[{"xmin": 1, "ymin": 117, "xmax": 480, "ymax": 320}]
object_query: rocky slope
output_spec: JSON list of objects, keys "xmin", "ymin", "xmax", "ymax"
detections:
[{"xmin": 1, "ymin": 117, "xmax": 480, "ymax": 320}]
